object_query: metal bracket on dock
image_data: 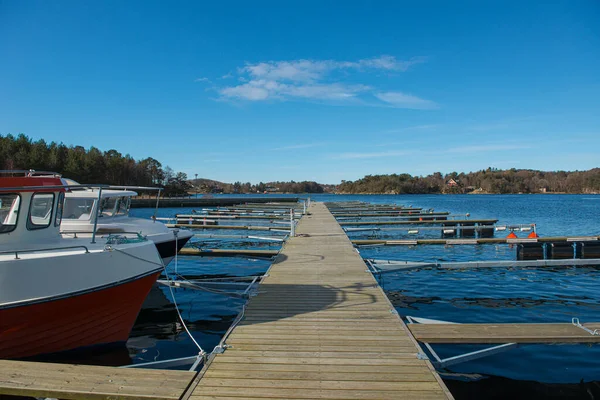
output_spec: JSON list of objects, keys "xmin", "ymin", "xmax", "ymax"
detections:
[
  {"xmin": 157, "ymin": 275, "xmax": 263, "ymax": 299},
  {"xmin": 212, "ymin": 344, "xmax": 229, "ymax": 354},
  {"xmin": 572, "ymin": 318, "xmax": 600, "ymax": 336},
  {"xmin": 406, "ymin": 316, "xmax": 518, "ymax": 369}
]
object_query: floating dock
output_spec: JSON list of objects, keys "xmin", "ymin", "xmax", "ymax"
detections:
[
  {"xmin": 0, "ymin": 360, "xmax": 195, "ymax": 399},
  {"xmin": 131, "ymin": 197, "xmax": 299, "ymax": 208},
  {"xmin": 187, "ymin": 202, "xmax": 454, "ymax": 399},
  {"xmin": 352, "ymin": 236, "xmax": 600, "ymax": 246},
  {"xmin": 408, "ymin": 322, "xmax": 600, "ymax": 344},
  {"xmin": 339, "ymin": 219, "xmax": 498, "ymax": 226},
  {"xmin": 179, "ymin": 248, "xmax": 279, "ymax": 258}
]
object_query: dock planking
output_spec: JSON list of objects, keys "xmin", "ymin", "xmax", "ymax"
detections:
[
  {"xmin": 352, "ymin": 236, "xmax": 600, "ymax": 246},
  {"xmin": 339, "ymin": 219, "xmax": 497, "ymax": 226},
  {"xmin": 179, "ymin": 248, "xmax": 279, "ymax": 258},
  {"xmin": 0, "ymin": 360, "xmax": 195, "ymax": 400},
  {"xmin": 408, "ymin": 323, "xmax": 600, "ymax": 344},
  {"xmin": 189, "ymin": 202, "xmax": 453, "ymax": 400}
]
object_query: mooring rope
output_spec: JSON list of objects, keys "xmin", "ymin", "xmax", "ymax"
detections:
[
  {"xmin": 168, "ymin": 271, "xmax": 259, "ymax": 298},
  {"xmin": 110, "ymin": 234, "xmax": 208, "ymax": 360},
  {"xmin": 167, "ymin": 230, "xmax": 207, "ymax": 358}
]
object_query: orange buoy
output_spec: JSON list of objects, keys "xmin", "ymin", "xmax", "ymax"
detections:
[
  {"xmin": 506, "ymin": 231, "xmax": 518, "ymax": 239},
  {"xmin": 528, "ymin": 231, "xmax": 539, "ymax": 238}
]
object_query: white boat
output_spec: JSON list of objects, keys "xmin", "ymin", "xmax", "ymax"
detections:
[
  {"xmin": 61, "ymin": 186, "xmax": 193, "ymax": 265},
  {"xmin": 0, "ymin": 172, "xmax": 165, "ymax": 359}
]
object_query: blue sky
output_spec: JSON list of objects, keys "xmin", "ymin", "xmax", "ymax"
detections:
[{"xmin": 1, "ymin": 1, "xmax": 599, "ymax": 183}]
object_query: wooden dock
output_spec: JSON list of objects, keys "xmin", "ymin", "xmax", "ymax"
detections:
[
  {"xmin": 131, "ymin": 197, "xmax": 299, "ymax": 208},
  {"xmin": 179, "ymin": 248, "xmax": 279, "ymax": 258},
  {"xmin": 188, "ymin": 202, "xmax": 453, "ymax": 400},
  {"xmin": 0, "ymin": 360, "xmax": 195, "ymax": 399},
  {"xmin": 352, "ymin": 236, "xmax": 600, "ymax": 246},
  {"xmin": 408, "ymin": 322, "xmax": 600, "ymax": 344},
  {"xmin": 339, "ymin": 219, "xmax": 498, "ymax": 226}
]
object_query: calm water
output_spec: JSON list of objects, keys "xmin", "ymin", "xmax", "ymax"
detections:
[{"xmin": 41, "ymin": 194, "xmax": 600, "ymax": 399}]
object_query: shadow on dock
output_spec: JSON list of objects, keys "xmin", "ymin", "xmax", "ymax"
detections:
[{"xmin": 240, "ymin": 281, "xmax": 381, "ymax": 324}]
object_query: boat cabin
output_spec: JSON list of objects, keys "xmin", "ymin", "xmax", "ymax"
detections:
[
  {"xmin": 0, "ymin": 175, "xmax": 66, "ymax": 247},
  {"xmin": 61, "ymin": 189, "xmax": 137, "ymax": 234},
  {"xmin": 63, "ymin": 190, "xmax": 136, "ymax": 221}
]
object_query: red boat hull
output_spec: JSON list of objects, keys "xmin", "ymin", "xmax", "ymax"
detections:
[{"xmin": 0, "ymin": 272, "xmax": 160, "ymax": 359}]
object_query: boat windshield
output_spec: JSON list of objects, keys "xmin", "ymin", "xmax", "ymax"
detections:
[
  {"xmin": 99, "ymin": 197, "xmax": 117, "ymax": 218},
  {"xmin": 63, "ymin": 198, "xmax": 95, "ymax": 220},
  {"xmin": 115, "ymin": 196, "xmax": 130, "ymax": 216},
  {"xmin": 0, "ymin": 194, "xmax": 20, "ymax": 233}
]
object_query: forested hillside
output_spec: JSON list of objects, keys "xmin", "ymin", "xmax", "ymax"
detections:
[
  {"xmin": 337, "ymin": 168, "xmax": 600, "ymax": 194},
  {"xmin": 0, "ymin": 133, "xmax": 190, "ymax": 194},
  {"xmin": 190, "ymin": 179, "xmax": 325, "ymax": 194}
]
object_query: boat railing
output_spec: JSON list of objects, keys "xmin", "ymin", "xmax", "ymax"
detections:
[
  {"xmin": 0, "ymin": 245, "xmax": 90, "ymax": 260},
  {"xmin": 0, "ymin": 169, "xmax": 62, "ymax": 177},
  {"xmin": 61, "ymin": 230, "xmax": 147, "ymax": 239}
]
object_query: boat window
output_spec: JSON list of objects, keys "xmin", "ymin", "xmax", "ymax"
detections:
[
  {"xmin": 0, "ymin": 194, "xmax": 20, "ymax": 233},
  {"xmin": 115, "ymin": 196, "xmax": 130, "ymax": 216},
  {"xmin": 27, "ymin": 193, "xmax": 54, "ymax": 230},
  {"xmin": 55, "ymin": 192, "xmax": 65, "ymax": 226},
  {"xmin": 99, "ymin": 197, "xmax": 117, "ymax": 218},
  {"xmin": 63, "ymin": 198, "xmax": 95, "ymax": 220}
]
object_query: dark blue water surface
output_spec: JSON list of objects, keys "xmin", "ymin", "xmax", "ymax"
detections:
[{"xmin": 124, "ymin": 194, "xmax": 600, "ymax": 398}]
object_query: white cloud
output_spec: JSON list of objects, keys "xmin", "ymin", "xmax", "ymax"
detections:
[
  {"xmin": 445, "ymin": 144, "xmax": 531, "ymax": 153},
  {"xmin": 354, "ymin": 55, "xmax": 427, "ymax": 71},
  {"xmin": 384, "ymin": 124, "xmax": 440, "ymax": 133},
  {"xmin": 215, "ymin": 55, "xmax": 433, "ymax": 107},
  {"xmin": 271, "ymin": 143, "xmax": 326, "ymax": 151},
  {"xmin": 219, "ymin": 79, "xmax": 369, "ymax": 102},
  {"xmin": 194, "ymin": 77, "xmax": 211, "ymax": 83},
  {"xmin": 375, "ymin": 92, "xmax": 438, "ymax": 109},
  {"xmin": 331, "ymin": 150, "xmax": 410, "ymax": 160},
  {"xmin": 239, "ymin": 56, "xmax": 426, "ymax": 83}
]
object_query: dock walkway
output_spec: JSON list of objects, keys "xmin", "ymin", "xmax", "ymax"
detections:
[{"xmin": 190, "ymin": 202, "xmax": 453, "ymax": 399}]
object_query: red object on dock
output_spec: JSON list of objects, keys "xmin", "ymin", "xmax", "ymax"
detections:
[
  {"xmin": 0, "ymin": 272, "xmax": 159, "ymax": 359},
  {"xmin": 528, "ymin": 231, "xmax": 539, "ymax": 238},
  {"xmin": 506, "ymin": 232, "xmax": 518, "ymax": 239}
]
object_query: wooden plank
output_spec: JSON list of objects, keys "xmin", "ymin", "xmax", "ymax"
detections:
[
  {"xmin": 205, "ymin": 363, "xmax": 434, "ymax": 374},
  {"xmin": 203, "ymin": 369, "xmax": 437, "ymax": 382},
  {"xmin": 179, "ymin": 248, "xmax": 279, "ymax": 257},
  {"xmin": 191, "ymin": 387, "xmax": 447, "ymax": 400},
  {"xmin": 340, "ymin": 219, "xmax": 497, "ymax": 226},
  {"xmin": 409, "ymin": 323, "xmax": 600, "ymax": 343},
  {"xmin": 211, "ymin": 357, "xmax": 425, "ymax": 366},
  {"xmin": 196, "ymin": 377, "xmax": 442, "ymax": 390},
  {"xmin": 217, "ymin": 351, "xmax": 418, "ymax": 359}
]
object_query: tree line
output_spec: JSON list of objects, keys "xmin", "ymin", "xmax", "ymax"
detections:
[
  {"xmin": 0, "ymin": 133, "xmax": 191, "ymax": 195},
  {"xmin": 337, "ymin": 168, "xmax": 600, "ymax": 194},
  {"xmin": 4, "ymin": 134, "xmax": 597, "ymax": 195},
  {"xmin": 192, "ymin": 179, "xmax": 325, "ymax": 194}
]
